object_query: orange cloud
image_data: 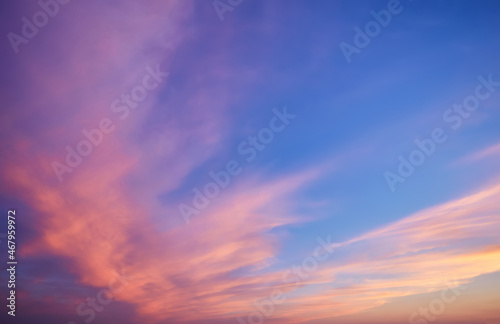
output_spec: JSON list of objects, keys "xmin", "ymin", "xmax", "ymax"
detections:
[{"xmin": 269, "ymin": 182, "xmax": 500, "ymax": 322}]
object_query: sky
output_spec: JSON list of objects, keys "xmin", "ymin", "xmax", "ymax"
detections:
[{"xmin": 0, "ymin": 0, "xmax": 500, "ymax": 323}]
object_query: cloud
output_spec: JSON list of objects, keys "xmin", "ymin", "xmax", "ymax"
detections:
[
  {"xmin": 456, "ymin": 142, "xmax": 500, "ymax": 165},
  {"xmin": 0, "ymin": 2, "xmax": 324, "ymax": 322},
  {"xmin": 2, "ymin": 1, "xmax": 500, "ymax": 324},
  {"xmin": 273, "ymin": 182, "xmax": 500, "ymax": 322}
]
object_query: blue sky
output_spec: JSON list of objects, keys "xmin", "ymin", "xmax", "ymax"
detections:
[{"xmin": 1, "ymin": 1, "xmax": 500, "ymax": 323}]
